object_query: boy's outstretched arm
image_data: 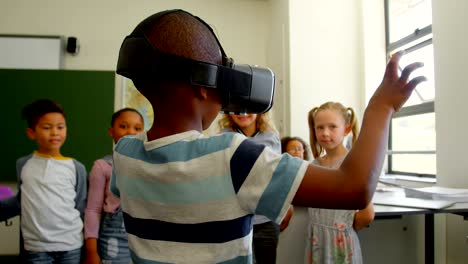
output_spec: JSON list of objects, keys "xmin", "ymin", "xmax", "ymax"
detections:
[{"xmin": 293, "ymin": 51, "xmax": 427, "ymax": 209}]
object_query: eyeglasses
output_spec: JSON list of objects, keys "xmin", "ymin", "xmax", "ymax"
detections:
[{"xmin": 287, "ymin": 148, "xmax": 304, "ymax": 153}]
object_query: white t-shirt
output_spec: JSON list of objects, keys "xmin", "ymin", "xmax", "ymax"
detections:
[{"xmin": 20, "ymin": 153, "xmax": 83, "ymax": 252}]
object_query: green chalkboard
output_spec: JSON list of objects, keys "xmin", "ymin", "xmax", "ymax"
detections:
[{"xmin": 1, "ymin": 69, "xmax": 115, "ymax": 182}]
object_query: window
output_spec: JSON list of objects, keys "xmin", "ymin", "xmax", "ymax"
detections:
[{"xmin": 385, "ymin": 0, "xmax": 436, "ymax": 177}]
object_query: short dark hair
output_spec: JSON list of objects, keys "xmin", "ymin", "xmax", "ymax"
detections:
[
  {"xmin": 131, "ymin": 10, "xmax": 223, "ymax": 95},
  {"xmin": 111, "ymin": 107, "xmax": 144, "ymax": 127},
  {"xmin": 21, "ymin": 99, "xmax": 65, "ymax": 129}
]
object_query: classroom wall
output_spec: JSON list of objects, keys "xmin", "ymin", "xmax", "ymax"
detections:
[
  {"xmin": 433, "ymin": 0, "xmax": 468, "ymax": 262},
  {"xmin": 361, "ymin": 0, "xmax": 387, "ymax": 103},
  {"xmin": 288, "ymin": 0, "xmax": 365, "ymax": 142},
  {"xmin": 267, "ymin": 0, "xmax": 290, "ymax": 137},
  {"xmin": 0, "ymin": 0, "xmax": 270, "ymax": 71}
]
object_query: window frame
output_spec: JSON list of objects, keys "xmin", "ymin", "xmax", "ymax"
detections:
[{"xmin": 384, "ymin": 0, "xmax": 436, "ymax": 178}]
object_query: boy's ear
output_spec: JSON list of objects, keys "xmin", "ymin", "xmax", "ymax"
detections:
[
  {"xmin": 197, "ymin": 87, "xmax": 209, "ymax": 100},
  {"xmin": 26, "ymin": 128, "xmax": 36, "ymax": 140},
  {"xmin": 108, "ymin": 127, "xmax": 114, "ymax": 138}
]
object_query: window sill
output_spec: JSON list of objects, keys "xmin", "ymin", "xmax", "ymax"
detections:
[{"xmin": 381, "ymin": 174, "xmax": 436, "ymax": 184}]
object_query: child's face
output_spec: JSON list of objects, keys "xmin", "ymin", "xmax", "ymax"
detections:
[
  {"xmin": 109, "ymin": 111, "xmax": 144, "ymax": 144},
  {"xmin": 27, "ymin": 113, "xmax": 67, "ymax": 156},
  {"xmin": 231, "ymin": 114, "xmax": 257, "ymax": 130},
  {"xmin": 313, "ymin": 109, "xmax": 349, "ymax": 152},
  {"xmin": 286, "ymin": 140, "xmax": 305, "ymax": 159}
]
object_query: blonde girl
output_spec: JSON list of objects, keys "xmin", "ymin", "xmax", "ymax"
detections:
[{"xmin": 306, "ymin": 102, "xmax": 374, "ymax": 264}]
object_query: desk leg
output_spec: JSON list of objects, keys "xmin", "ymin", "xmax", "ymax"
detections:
[{"xmin": 425, "ymin": 214, "xmax": 434, "ymax": 264}]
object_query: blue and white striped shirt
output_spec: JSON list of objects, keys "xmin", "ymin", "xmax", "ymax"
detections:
[{"xmin": 111, "ymin": 130, "xmax": 307, "ymax": 264}]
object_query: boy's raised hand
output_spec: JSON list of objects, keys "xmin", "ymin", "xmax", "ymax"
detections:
[{"xmin": 370, "ymin": 51, "xmax": 427, "ymax": 112}]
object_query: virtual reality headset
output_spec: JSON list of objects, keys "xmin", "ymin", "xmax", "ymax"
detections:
[{"xmin": 116, "ymin": 9, "xmax": 275, "ymax": 114}]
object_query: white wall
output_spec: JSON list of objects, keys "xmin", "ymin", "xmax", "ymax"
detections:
[
  {"xmin": 288, "ymin": 0, "xmax": 365, "ymax": 143},
  {"xmin": 433, "ymin": 0, "xmax": 468, "ymax": 263},
  {"xmin": 0, "ymin": 0, "xmax": 270, "ymax": 71},
  {"xmin": 267, "ymin": 0, "xmax": 290, "ymax": 136},
  {"xmin": 362, "ymin": 0, "xmax": 387, "ymax": 103}
]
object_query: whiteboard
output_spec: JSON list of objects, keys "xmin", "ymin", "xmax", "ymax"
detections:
[{"xmin": 0, "ymin": 35, "xmax": 63, "ymax": 69}]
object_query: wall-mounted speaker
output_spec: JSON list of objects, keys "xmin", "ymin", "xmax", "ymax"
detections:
[{"xmin": 66, "ymin": 37, "xmax": 80, "ymax": 55}]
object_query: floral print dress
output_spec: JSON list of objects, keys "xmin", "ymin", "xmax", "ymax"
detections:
[{"xmin": 305, "ymin": 159, "xmax": 362, "ymax": 264}]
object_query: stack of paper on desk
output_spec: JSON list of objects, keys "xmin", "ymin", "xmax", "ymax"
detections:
[
  {"xmin": 378, "ymin": 179, "xmax": 468, "ymax": 203},
  {"xmin": 404, "ymin": 186, "xmax": 468, "ymax": 202},
  {"xmin": 373, "ymin": 195, "xmax": 455, "ymax": 209}
]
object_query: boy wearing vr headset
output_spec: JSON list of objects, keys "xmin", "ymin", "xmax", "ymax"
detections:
[{"xmin": 111, "ymin": 9, "xmax": 425, "ymax": 264}]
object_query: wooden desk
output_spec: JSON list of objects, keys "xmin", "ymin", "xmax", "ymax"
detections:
[{"xmin": 373, "ymin": 190, "xmax": 468, "ymax": 264}]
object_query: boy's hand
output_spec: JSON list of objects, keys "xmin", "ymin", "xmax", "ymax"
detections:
[{"xmin": 370, "ymin": 51, "xmax": 427, "ymax": 112}]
